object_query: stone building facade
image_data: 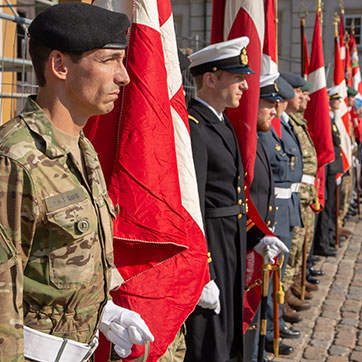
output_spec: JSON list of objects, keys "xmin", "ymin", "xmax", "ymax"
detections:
[{"xmin": 171, "ymin": 0, "xmax": 362, "ymax": 86}]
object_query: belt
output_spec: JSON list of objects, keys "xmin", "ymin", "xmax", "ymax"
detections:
[
  {"xmin": 275, "ymin": 187, "xmax": 292, "ymax": 199},
  {"xmin": 301, "ymin": 174, "xmax": 315, "ymax": 185},
  {"xmin": 24, "ymin": 326, "xmax": 99, "ymax": 362},
  {"xmin": 291, "ymin": 182, "xmax": 301, "ymax": 192},
  {"xmin": 205, "ymin": 203, "xmax": 247, "ymax": 218}
]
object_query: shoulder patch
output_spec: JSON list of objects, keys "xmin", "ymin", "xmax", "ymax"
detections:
[{"xmin": 188, "ymin": 115, "xmax": 199, "ymax": 124}]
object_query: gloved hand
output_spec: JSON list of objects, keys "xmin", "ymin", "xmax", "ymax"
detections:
[
  {"xmin": 197, "ymin": 280, "xmax": 221, "ymax": 314},
  {"xmin": 336, "ymin": 177, "xmax": 342, "ymax": 186},
  {"xmin": 100, "ymin": 300, "xmax": 154, "ymax": 358},
  {"xmin": 253, "ymin": 235, "xmax": 289, "ymax": 264},
  {"xmin": 352, "ymin": 155, "xmax": 359, "ymax": 167}
]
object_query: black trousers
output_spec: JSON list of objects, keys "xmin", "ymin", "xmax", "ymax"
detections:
[{"xmin": 314, "ymin": 173, "xmax": 337, "ymax": 252}]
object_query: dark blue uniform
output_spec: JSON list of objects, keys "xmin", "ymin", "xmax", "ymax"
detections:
[
  {"xmin": 259, "ymin": 112, "xmax": 303, "ymax": 342},
  {"xmin": 244, "ymin": 137, "xmax": 276, "ymax": 362}
]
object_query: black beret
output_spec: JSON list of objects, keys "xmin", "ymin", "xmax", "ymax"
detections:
[
  {"xmin": 280, "ymin": 72, "xmax": 306, "ymax": 89},
  {"xmin": 28, "ymin": 2, "xmax": 130, "ymax": 52},
  {"xmin": 276, "ymin": 76, "xmax": 295, "ymax": 101}
]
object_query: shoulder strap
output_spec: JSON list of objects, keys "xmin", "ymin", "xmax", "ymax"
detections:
[{"xmin": 188, "ymin": 115, "xmax": 199, "ymax": 124}]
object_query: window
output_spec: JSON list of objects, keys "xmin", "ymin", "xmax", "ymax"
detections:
[{"xmin": 345, "ymin": 15, "xmax": 362, "ymax": 47}]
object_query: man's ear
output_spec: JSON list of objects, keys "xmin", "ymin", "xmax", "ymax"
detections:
[
  {"xmin": 204, "ymin": 72, "xmax": 217, "ymax": 89},
  {"xmin": 48, "ymin": 50, "xmax": 68, "ymax": 80}
]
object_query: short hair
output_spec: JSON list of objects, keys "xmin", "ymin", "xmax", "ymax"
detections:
[
  {"xmin": 29, "ymin": 38, "xmax": 83, "ymax": 87},
  {"xmin": 193, "ymin": 75, "xmax": 203, "ymax": 90},
  {"xmin": 193, "ymin": 70, "xmax": 224, "ymax": 91}
]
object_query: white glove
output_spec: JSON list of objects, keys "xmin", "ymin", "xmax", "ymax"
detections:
[
  {"xmin": 352, "ymin": 155, "xmax": 359, "ymax": 167},
  {"xmin": 254, "ymin": 235, "xmax": 289, "ymax": 264},
  {"xmin": 100, "ymin": 300, "xmax": 154, "ymax": 358},
  {"xmin": 197, "ymin": 280, "xmax": 221, "ymax": 314},
  {"xmin": 336, "ymin": 176, "xmax": 342, "ymax": 186}
]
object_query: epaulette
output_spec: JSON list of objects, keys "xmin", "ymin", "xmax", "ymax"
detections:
[{"xmin": 188, "ymin": 115, "xmax": 199, "ymax": 124}]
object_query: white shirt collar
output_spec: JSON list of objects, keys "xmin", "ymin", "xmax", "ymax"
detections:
[
  {"xmin": 281, "ymin": 112, "xmax": 289, "ymax": 124},
  {"xmin": 195, "ymin": 96, "xmax": 224, "ymax": 122}
]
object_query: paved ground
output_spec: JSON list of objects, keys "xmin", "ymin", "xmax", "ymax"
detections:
[{"xmin": 268, "ymin": 215, "xmax": 362, "ymax": 362}]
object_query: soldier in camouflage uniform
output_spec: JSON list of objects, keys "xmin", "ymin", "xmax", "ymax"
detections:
[
  {"xmin": 0, "ymin": 3, "xmax": 153, "ymax": 362},
  {"xmin": 338, "ymin": 86, "xmax": 358, "ymax": 233},
  {"xmin": 283, "ymin": 82, "xmax": 318, "ymax": 298}
]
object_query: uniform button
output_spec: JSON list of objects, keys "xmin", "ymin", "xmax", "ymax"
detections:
[
  {"xmin": 276, "ymin": 206, "xmax": 279, "ymax": 211},
  {"xmin": 340, "ymin": 153, "xmax": 342, "ymax": 156},
  {"xmin": 238, "ymin": 214, "xmax": 242, "ymax": 219},
  {"xmin": 238, "ymin": 176, "xmax": 241, "ymax": 180},
  {"xmin": 238, "ymin": 199, "xmax": 242, "ymax": 205},
  {"xmin": 274, "ymin": 221, "xmax": 278, "ymax": 225},
  {"xmin": 267, "ymin": 220, "xmax": 271, "ymax": 226},
  {"xmin": 245, "ymin": 198, "xmax": 248, "ymax": 202},
  {"xmin": 244, "ymin": 186, "xmax": 247, "ymax": 190},
  {"xmin": 237, "ymin": 186, "xmax": 241, "ymax": 193},
  {"xmin": 244, "ymin": 172, "xmax": 248, "ymax": 177},
  {"xmin": 269, "ymin": 206, "xmax": 272, "ymax": 212},
  {"xmin": 77, "ymin": 219, "xmax": 90, "ymax": 233}
]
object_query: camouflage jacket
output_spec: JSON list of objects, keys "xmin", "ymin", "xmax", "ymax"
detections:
[
  {"xmin": 0, "ymin": 97, "xmax": 119, "ymax": 361},
  {"xmin": 289, "ymin": 112, "xmax": 318, "ymax": 205}
]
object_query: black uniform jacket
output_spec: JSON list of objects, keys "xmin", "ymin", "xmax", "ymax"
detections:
[
  {"xmin": 328, "ymin": 117, "xmax": 344, "ymax": 175},
  {"xmin": 247, "ymin": 138, "xmax": 276, "ymax": 245},
  {"xmin": 185, "ymin": 99, "xmax": 247, "ymax": 362}
]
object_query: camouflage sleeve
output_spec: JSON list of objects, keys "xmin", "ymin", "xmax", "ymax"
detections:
[{"xmin": 0, "ymin": 155, "xmax": 38, "ymax": 361}]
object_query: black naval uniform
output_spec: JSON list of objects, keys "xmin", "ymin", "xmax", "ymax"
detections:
[
  {"xmin": 244, "ymin": 138, "xmax": 276, "ymax": 361},
  {"xmin": 185, "ymin": 99, "xmax": 247, "ymax": 362},
  {"xmin": 314, "ymin": 115, "xmax": 344, "ymax": 253},
  {"xmin": 248, "ymin": 138, "xmax": 276, "ymax": 242}
]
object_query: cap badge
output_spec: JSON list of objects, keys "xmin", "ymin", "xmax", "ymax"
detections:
[
  {"xmin": 240, "ymin": 48, "xmax": 248, "ymax": 66},
  {"xmin": 274, "ymin": 80, "xmax": 279, "ymax": 92}
]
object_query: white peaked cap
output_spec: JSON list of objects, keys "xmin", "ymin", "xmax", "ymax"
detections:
[
  {"xmin": 188, "ymin": 37, "xmax": 255, "ymax": 76},
  {"xmin": 260, "ymin": 72, "xmax": 280, "ymax": 88}
]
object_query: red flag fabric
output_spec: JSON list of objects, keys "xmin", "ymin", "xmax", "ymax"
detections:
[
  {"xmin": 211, "ymin": 0, "xmax": 264, "ymax": 187},
  {"xmin": 261, "ymin": 0, "xmax": 277, "ymax": 75},
  {"xmin": 301, "ymin": 17, "xmax": 309, "ymax": 79},
  {"xmin": 349, "ymin": 31, "xmax": 362, "ymax": 98},
  {"xmin": 334, "ymin": 34, "xmax": 351, "ymax": 176},
  {"xmin": 211, "ymin": 0, "xmax": 268, "ymax": 333},
  {"xmin": 304, "ymin": 10, "xmax": 334, "ymax": 211},
  {"xmin": 86, "ymin": 1, "xmax": 209, "ymax": 361},
  {"xmin": 271, "ymin": 117, "xmax": 282, "ymax": 139}
]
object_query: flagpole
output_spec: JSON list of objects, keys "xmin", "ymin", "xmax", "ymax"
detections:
[
  {"xmin": 300, "ymin": 17, "xmax": 305, "ymax": 78},
  {"xmin": 299, "ymin": 1, "xmax": 307, "ymax": 78},
  {"xmin": 275, "ymin": 0, "xmax": 278, "ymax": 64},
  {"xmin": 316, "ymin": 0, "xmax": 322, "ymax": 36},
  {"xmin": 272, "ymin": 1, "xmax": 281, "ymax": 357}
]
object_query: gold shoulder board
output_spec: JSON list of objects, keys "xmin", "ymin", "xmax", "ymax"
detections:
[{"xmin": 188, "ymin": 115, "xmax": 199, "ymax": 124}]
